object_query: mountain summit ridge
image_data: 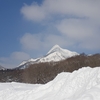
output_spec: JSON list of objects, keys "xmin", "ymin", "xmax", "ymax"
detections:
[
  {"xmin": 17, "ymin": 45, "xmax": 79, "ymax": 69},
  {"xmin": 47, "ymin": 45, "xmax": 62, "ymax": 54},
  {"xmin": 47, "ymin": 44, "xmax": 77, "ymax": 55},
  {"xmin": 47, "ymin": 45, "xmax": 67, "ymax": 55}
]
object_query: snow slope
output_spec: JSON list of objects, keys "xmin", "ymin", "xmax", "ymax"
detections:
[
  {"xmin": 1, "ymin": 67, "xmax": 100, "ymax": 100},
  {"xmin": 18, "ymin": 45, "xmax": 79, "ymax": 69}
]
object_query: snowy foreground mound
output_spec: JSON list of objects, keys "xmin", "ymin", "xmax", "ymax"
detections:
[{"xmin": 1, "ymin": 67, "xmax": 100, "ymax": 100}]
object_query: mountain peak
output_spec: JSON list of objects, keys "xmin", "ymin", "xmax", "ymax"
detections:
[
  {"xmin": 47, "ymin": 45, "xmax": 62, "ymax": 54},
  {"xmin": 52, "ymin": 44, "xmax": 61, "ymax": 48}
]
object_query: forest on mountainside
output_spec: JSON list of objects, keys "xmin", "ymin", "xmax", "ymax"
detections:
[{"xmin": 0, "ymin": 53, "xmax": 100, "ymax": 84}]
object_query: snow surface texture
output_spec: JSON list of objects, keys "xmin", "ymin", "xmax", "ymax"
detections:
[
  {"xmin": 1, "ymin": 67, "xmax": 100, "ymax": 100},
  {"xmin": 18, "ymin": 45, "xmax": 79, "ymax": 69}
]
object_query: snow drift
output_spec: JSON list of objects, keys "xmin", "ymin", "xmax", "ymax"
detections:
[{"xmin": 0, "ymin": 67, "xmax": 100, "ymax": 100}]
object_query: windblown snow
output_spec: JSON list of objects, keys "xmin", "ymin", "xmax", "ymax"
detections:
[{"xmin": 0, "ymin": 67, "xmax": 100, "ymax": 100}]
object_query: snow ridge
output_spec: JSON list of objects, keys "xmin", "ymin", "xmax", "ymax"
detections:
[{"xmin": 47, "ymin": 44, "xmax": 70, "ymax": 54}]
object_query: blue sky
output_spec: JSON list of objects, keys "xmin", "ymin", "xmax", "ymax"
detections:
[{"xmin": 0, "ymin": 0, "xmax": 100, "ymax": 68}]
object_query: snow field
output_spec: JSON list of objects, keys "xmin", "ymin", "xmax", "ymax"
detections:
[{"xmin": 0, "ymin": 67, "xmax": 100, "ymax": 100}]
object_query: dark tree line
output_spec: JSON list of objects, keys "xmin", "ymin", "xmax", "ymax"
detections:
[
  {"xmin": 0, "ymin": 69, "xmax": 23, "ymax": 82},
  {"xmin": 0, "ymin": 53, "xmax": 100, "ymax": 84}
]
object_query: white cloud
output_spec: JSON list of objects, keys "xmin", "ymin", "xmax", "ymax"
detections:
[
  {"xmin": 0, "ymin": 52, "xmax": 30, "ymax": 68},
  {"xmin": 56, "ymin": 18, "xmax": 100, "ymax": 50},
  {"xmin": 56, "ymin": 19, "xmax": 95, "ymax": 40},
  {"xmin": 21, "ymin": 3, "xmax": 46, "ymax": 21},
  {"xmin": 20, "ymin": 33, "xmax": 42, "ymax": 50},
  {"xmin": 11, "ymin": 52, "xmax": 30, "ymax": 61},
  {"xmin": 79, "ymin": 35, "xmax": 100, "ymax": 50},
  {"xmin": 21, "ymin": 0, "xmax": 100, "ymax": 22},
  {"xmin": 20, "ymin": 32, "xmax": 74, "ymax": 52},
  {"xmin": 44, "ymin": 34, "xmax": 74, "ymax": 48}
]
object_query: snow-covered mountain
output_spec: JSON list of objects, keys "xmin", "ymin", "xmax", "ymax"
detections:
[
  {"xmin": 40, "ymin": 45, "xmax": 78, "ymax": 62},
  {"xmin": 17, "ymin": 45, "xmax": 79, "ymax": 69}
]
